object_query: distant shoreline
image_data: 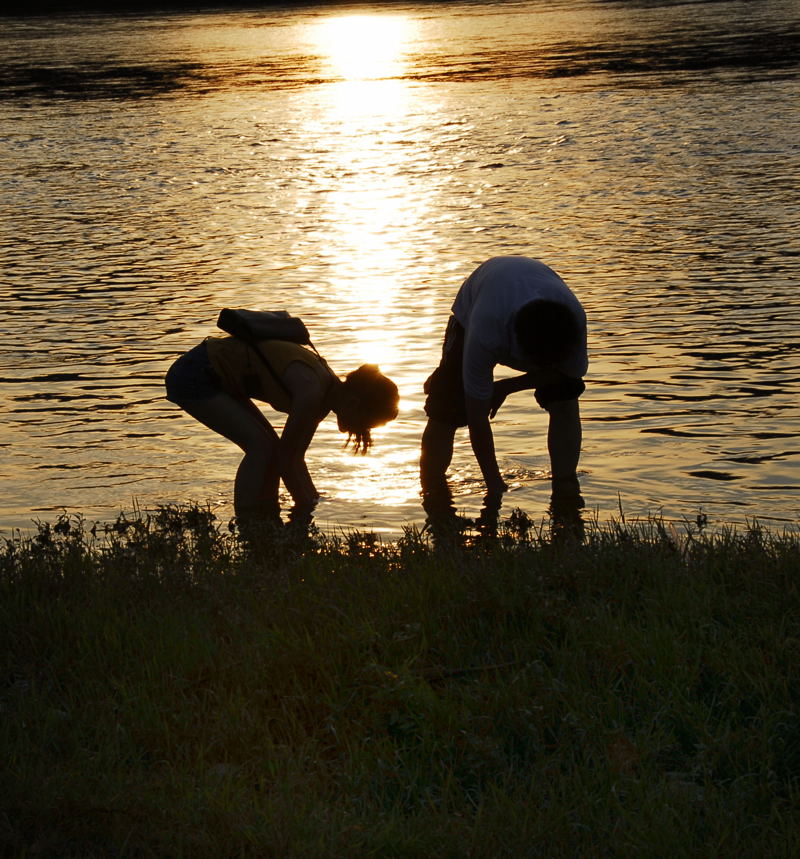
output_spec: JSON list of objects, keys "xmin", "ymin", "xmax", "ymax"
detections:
[{"xmin": 2, "ymin": 0, "xmax": 459, "ymax": 15}]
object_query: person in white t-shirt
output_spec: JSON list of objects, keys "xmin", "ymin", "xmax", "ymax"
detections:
[{"xmin": 420, "ymin": 256, "xmax": 588, "ymax": 504}]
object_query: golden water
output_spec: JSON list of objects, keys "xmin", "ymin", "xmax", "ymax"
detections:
[{"xmin": 1, "ymin": 0, "xmax": 798, "ymax": 534}]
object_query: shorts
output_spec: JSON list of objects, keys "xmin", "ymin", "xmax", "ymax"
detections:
[
  {"xmin": 164, "ymin": 340, "xmax": 223, "ymax": 404},
  {"xmin": 423, "ymin": 316, "xmax": 585, "ymax": 427}
]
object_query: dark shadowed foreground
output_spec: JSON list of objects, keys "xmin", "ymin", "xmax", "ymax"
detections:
[{"xmin": 2, "ymin": 506, "xmax": 799, "ymax": 855}]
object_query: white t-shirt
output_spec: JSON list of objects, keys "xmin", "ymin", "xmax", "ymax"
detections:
[{"xmin": 451, "ymin": 256, "xmax": 588, "ymax": 400}]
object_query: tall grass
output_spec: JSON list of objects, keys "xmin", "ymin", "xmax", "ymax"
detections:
[{"xmin": 2, "ymin": 506, "xmax": 799, "ymax": 857}]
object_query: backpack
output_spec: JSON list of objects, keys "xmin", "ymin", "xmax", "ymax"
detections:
[
  {"xmin": 216, "ymin": 308, "xmax": 310, "ymax": 345},
  {"xmin": 215, "ymin": 308, "xmax": 329, "ymax": 396}
]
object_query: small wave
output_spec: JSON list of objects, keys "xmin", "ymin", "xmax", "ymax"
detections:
[{"xmin": 686, "ymin": 470, "xmax": 742, "ymax": 482}]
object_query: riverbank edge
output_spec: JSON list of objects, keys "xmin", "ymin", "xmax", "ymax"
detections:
[{"xmin": 2, "ymin": 506, "xmax": 799, "ymax": 855}]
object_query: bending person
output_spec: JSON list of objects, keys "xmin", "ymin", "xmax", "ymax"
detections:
[
  {"xmin": 420, "ymin": 255, "xmax": 588, "ymax": 504},
  {"xmin": 166, "ymin": 331, "xmax": 399, "ymax": 531}
]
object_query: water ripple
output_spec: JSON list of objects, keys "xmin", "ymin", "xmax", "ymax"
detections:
[{"xmin": 0, "ymin": 1, "xmax": 798, "ymax": 532}]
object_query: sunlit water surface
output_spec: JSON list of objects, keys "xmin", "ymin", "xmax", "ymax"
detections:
[{"xmin": 1, "ymin": 0, "xmax": 798, "ymax": 535}]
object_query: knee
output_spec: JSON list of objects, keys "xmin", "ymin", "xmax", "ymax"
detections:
[
  {"xmin": 422, "ymin": 419, "xmax": 455, "ymax": 446},
  {"xmin": 240, "ymin": 434, "xmax": 279, "ymax": 464}
]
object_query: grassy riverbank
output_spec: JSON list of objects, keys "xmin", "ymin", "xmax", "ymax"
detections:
[{"xmin": 2, "ymin": 507, "xmax": 799, "ymax": 857}]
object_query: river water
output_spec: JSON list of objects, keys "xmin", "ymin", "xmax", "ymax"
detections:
[{"xmin": 1, "ymin": 0, "xmax": 798, "ymax": 536}]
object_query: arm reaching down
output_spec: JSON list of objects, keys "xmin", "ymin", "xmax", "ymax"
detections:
[
  {"xmin": 280, "ymin": 362, "xmax": 329, "ymax": 508},
  {"xmin": 465, "ymin": 394, "xmax": 508, "ymax": 497}
]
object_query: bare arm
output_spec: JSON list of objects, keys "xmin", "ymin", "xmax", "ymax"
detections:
[
  {"xmin": 465, "ymin": 394, "xmax": 508, "ymax": 497},
  {"xmin": 490, "ymin": 373, "xmax": 537, "ymax": 417},
  {"xmin": 280, "ymin": 363, "xmax": 328, "ymax": 507}
]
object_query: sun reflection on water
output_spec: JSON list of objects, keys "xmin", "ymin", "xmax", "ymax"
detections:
[
  {"xmin": 328, "ymin": 447, "xmax": 420, "ymax": 506},
  {"xmin": 291, "ymin": 13, "xmax": 432, "ymax": 516},
  {"xmin": 312, "ymin": 14, "xmax": 414, "ymax": 82},
  {"xmin": 301, "ymin": 13, "xmax": 431, "ymax": 369}
]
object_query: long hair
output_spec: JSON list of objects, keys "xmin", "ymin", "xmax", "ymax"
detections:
[{"xmin": 339, "ymin": 364, "xmax": 399, "ymax": 454}]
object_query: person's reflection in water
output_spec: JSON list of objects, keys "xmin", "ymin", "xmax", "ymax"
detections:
[
  {"xmin": 474, "ymin": 491, "xmax": 503, "ymax": 544},
  {"xmin": 421, "ymin": 485, "xmax": 503, "ymax": 549},
  {"xmin": 548, "ymin": 476, "xmax": 586, "ymax": 544},
  {"xmin": 423, "ymin": 478, "xmax": 586, "ymax": 548},
  {"xmin": 285, "ymin": 501, "xmax": 317, "ymax": 545},
  {"xmin": 421, "ymin": 486, "xmax": 462, "ymax": 548}
]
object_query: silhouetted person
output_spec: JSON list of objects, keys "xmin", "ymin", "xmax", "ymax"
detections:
[
  {"xmin": 166, "ymin": 332, "xmax": 398, "ymax": 537},
  {"xmin": 420, "ymin": 256, "xmax": 587, "ymax": 513}
]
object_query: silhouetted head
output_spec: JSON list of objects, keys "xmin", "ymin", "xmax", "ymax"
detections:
[
  {"xmin": 514, "ymin": 300, "xmax": 582, "ymax": 365},
  {"xmin": 335, "ymin": 364, "xmax": 399, "ymax": 454}
]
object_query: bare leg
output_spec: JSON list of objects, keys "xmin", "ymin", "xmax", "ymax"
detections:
[
  {"xmin": 546, "ymin": 397, "xmax": 582, "ymax": 482},
  {"xmin": 420, "ymin": 418, "xmax": 457, "ymax": 495},
  {"xmin": 176, "ymin": 393, "xmax": 281, "ymax": 524}
]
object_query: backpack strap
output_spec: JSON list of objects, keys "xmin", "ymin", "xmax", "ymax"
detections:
[
  {"xmin": 248, "ymin": 339, "xmax": 337, "ymax": 399},
  {"xmin": 305, "ymin": 340, "xmax": 338, "ymax": 384}
]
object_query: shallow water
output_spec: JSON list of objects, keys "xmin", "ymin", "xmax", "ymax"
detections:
[{"xmin": 1, "ymin": 0, "xmax": 799, "ymax": 535}]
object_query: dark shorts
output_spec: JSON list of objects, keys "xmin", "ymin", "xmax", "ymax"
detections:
[
  {"xmin": 423, "ymin": 316, "xmax": 585, "ymax": 428},
  {"xmin": 164, "ymin": 340, "xmax": 223, "ymax": 404}
]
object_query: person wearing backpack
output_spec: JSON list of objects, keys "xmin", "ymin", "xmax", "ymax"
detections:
[{"xmin": 165, "ymin": 313, "xmax": 399, "ymax": 531}]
